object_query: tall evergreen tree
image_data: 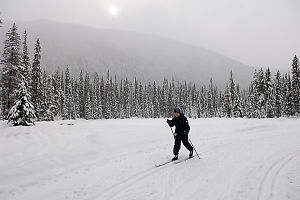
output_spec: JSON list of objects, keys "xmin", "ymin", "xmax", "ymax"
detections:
[
  {"xmin": 31, "ymin": 38, "xmax": 43, "ymax": 119},
  {"xmin": 284, "ymin": 73, "xmax": 293, "ymax": 116},
  {"xmin": 78, "ymin": 70, "xmax": 84, "ymax": 118},
  {"xmin": 291, "ymin": 55, "xmax": 300, "ymax": 115},
  {"xmin": 73, "ymin": 79, "xmax": 80, "ymax": 118},
  {"xmin": 64, "ymin": 66, "xmax": 73, "ymax": 119},
  {"xmin": 274, "ymin": 70, "xmax": 282, "ymax": 117},
  {"xmin": 84, "ymin": 72, "xmax": 91, "ymax": 119},
  {"xmin": 265, "ymin": 68, "xmax": 274, "ymax": 118},
  {"xmin": 1, "ymin": 23, "xmax": 23, "ymax": 118},
  {"xmin": 21, "ymin": 30, "xmax": 31, "ymax": 92}
]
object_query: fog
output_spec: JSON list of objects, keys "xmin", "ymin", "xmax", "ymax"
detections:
[{"xmin": 1, "ymin": 0, "xmax": 300, "ymax": 70}]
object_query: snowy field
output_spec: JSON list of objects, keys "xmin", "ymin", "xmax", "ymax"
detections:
[{"xmin": 0, "ymin": 118, "xmax": 300, "ymax": 200}]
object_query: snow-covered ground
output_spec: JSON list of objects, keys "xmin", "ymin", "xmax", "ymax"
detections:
[{"xmin": 0, "ymin": 118, "xmax": 300, "ymax": 200}]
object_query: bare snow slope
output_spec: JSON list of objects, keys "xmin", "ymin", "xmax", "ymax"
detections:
[{"xmin": 0, "ymin": 118, "xmax": 300, "ymax": 200}]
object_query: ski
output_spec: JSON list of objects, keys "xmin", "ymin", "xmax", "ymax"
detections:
[
  {"xmin": 174, "ymin": 156, "xmax": 195, "ymax": 164},
  {"xmin": 155, "ymin": 160, "xmax": 173, "ymax": 167}
]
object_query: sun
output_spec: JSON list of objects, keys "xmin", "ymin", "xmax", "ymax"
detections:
[{"xmin": 109, "ymin": 5, "xmax": 119, "ymax": 16}]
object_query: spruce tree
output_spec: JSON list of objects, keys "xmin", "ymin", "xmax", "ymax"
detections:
[
  {"xmin": 73, "ymin": 79, "xmax": 80, "ymax": 118},
  {"xmin": 64, "ymin": 66, "xmax": 73, "ymax": 119},
  {"xmin": 78, "ymin": 70, "xmax": 84, "ymax": 118},
  {"xmin": 265, "ymin": 68, "xmax": 274, "ymax": 118},
  {"xmin": 40, "ymin": 70, "xmax": 48, "ymax": 119},
  {"xmin": 224, "ymin": 83, "xmax": 231, "ymax": 117},
  {"xmin": 257, "ymin": 68, "xmax": 266, "ymax": 117},
  {"xmin": 274, "ymin": 70, "xmax": 282, "ymax": 117},
  {"xmin": 31, "ymin": 38, "xmax": 43, "ymax": 119},
  {"xmin": 1, "ymin": 23, "xmax": 23, "ymax": 118},
  {"xmin": 7, "ymin": 82, "xmax": 36, "ymax": 126},
  {"xmin": 284, "ymin": 73, "xmax": 293, "ymax": 116},
  {"xmin": 113, "ymin": 76, "xmax": 119, "ymax": 118},
  {"xmin": 233, "ymin": 84, "xmax": 242, "ymax": 117},
  {"xmin": 84, "ymin": 72, "xmax": 91, "ymax": 119},
  {"xmin": 100, "ymin": 76, "xmax": 105, "ymax": 118},
  {"xmin": 93, "ymin": 72, "xmax": 101, "ymax": 119},
  {"xmin": 291, "ymin": 55, "xmax": 300, "ymax": 115},
  {"xmin": 52, "ymin": 70, "xmax": 61, "ymax": 118},
  {"xmin": 21, "ymin": 30, "xmax": 31, "ymax": 92},
  {"xmin": 44, "ymin": 74, "xmax": 56, "ymax": 120}
]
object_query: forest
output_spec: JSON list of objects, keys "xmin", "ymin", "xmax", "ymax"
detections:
[{"xmin": 1, "ymin": 23, "xmax": 300, "ymax": 125}]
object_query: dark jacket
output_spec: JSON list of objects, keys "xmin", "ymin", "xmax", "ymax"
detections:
[{"xmin": 168, "ymin": 113, "xmax": 190, "ymax": 135}]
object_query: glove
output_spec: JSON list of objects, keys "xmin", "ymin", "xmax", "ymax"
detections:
[{"xmin": 173, "ymin": 133, "xmax": 177, "ymax": 139}]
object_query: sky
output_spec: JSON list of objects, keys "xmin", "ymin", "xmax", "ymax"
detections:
[{"xmin": 1, "ymin": 0, "xmax": 300, "ymax": 71}]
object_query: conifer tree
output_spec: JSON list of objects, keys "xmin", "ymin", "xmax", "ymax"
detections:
[
  {"xmin": 7, "ymin": 82, "xmax": 36, "ymax": 126},
  {"xmin": 93, "ymin": 72, "xmax": 101, "ymax": 119},
  {"xmin": 44, "ymin": 74, "xmax": 56, "ymax": 120},
  {"xmin": 73, "ymin": 79, "xmax": 80, "ymax": 118},
  {"xmin": 84, "ymin": 72, "xmax": 91, "ymax": 119},
  {"xmin": 22, "ymin": 30, "xmax": 31, "ymax": 92},
  {"xmin": 233, "ymin": 84, "xmax": 242, "ymax": 117},
  {"xmin": 78, "ymin": 70, "xmax": 84, "ymax": 118},
  {"xmin": 31, "ymin": 38, "xmax": 43, "ymax": 119},
  {"xmin": 257, "ymin": 68, "xmax": 266, "ymax": 117},
  {"xmin": 265, "ymin": 68, "xmax": 274, "ymax": 118},
  {"xmin": 223, "ymin": 83, "xmax": 231, "ymax": 117},
  {"xmin": 64, "ymin": 66, "xmax": 73, "ymax": 119},
  {"xmin": 274, "ymin": 70, "xmax": 282, "ymax": 117},
  {"xmin": 1, "ymin": 23, "xmax": 22, "ymax": 118},
  {"xmin": 99, "ymin": 76, "xmax": 105, "ymax": 118},
  {"xmin": 291, "ymin": 55, "xmax": 300, "ymax": 115},
  {"xmin": 284, "ymin": 73, "xmax": 293, "ymax": 116}
]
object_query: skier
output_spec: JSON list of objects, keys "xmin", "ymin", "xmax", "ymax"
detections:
[{"xmin": 167, "ymin": 108, "xmax": 193, "ymax": 161}]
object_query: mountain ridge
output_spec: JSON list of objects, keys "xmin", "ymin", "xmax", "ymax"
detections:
[{"xmin": 0, "ymin": 20, "xmax": 255, "ymax": 88}]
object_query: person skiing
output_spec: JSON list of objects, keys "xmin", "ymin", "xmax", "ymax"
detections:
[{"xmin": 167, "ymin": 108, "xmax": 193, "ymax": 161}]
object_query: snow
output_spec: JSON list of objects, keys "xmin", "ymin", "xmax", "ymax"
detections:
[{"xmin": 0, "ymin": 118, "xmax": 300, "ymax": 200}]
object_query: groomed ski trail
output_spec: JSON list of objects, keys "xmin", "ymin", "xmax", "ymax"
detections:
[{"xmin": 0, "ymin": 118, "xmax": 300, "ymax": 200}]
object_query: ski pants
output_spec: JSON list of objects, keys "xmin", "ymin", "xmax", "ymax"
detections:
[{"xmin": 173, "ymin": 133, "xmax": 193, "ymax": 155}]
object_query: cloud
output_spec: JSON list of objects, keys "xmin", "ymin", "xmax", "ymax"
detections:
[{"xmin": 1, "ymin": 0, "xmax": 299, "ymax": 70}]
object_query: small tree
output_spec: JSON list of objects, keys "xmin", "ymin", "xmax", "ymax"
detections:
[{"xmin": 7, "ymin": 83, "xmax": 36, "ymax": 126}]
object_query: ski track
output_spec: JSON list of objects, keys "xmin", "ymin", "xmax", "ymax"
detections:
[
  {"xmin": 0, "ymin": 118, "xmax": 300, "ymax": 200},
  {"xmin": 257, "ymin": 151, "xmax": 300, "ymax": 200}
]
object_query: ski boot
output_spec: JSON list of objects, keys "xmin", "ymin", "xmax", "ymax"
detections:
[
  {"xmin": 189, "ymin": 150, "xmax": 194, "ymax": 158},
  {"xmin": 171, "ymin": 155, "xmax": 178, "ymax": 161}
]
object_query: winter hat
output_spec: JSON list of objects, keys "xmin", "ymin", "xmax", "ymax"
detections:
[{"xmin": 174, "ymin": 108, "xmax": 181, "ymax": 113}]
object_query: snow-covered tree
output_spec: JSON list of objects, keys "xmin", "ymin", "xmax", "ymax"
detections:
[
  {"xmin": 31, "ymin": 38, "xmax": 43, "ymax": 119},
  {"xmin": 64, "ymin": 66, "xmax": 73, "ymax": 119},
  {"xmin": 265, "ymin": 68, "xmax": 274, "ymax": 118},
  {"xmin": 21, "ymin": 30, "xmax": 31, "ymax": 92},
  {"xmin": 274, "ymin": 70, "xmax": 282, "ymax": 117},
  {"xmin": 7, "ymin": 82, "xmax": 36, "ymax": 126},
  {"xmin": 1, "ymin": 23, "xmax": 23, "ymax": 118},
  {"xmin": 78, "ymin": 70, "xmax": 84, "ymax": 118},
  {"xmin": 284, "ymin": 73, "xmax": 293, "ymax": 116},
  {"xmin": 84, "ymin": 72, "xmax": 91, "ymax": 119},
  {"xmin": 291, "ymin": 55, "xmax": 300, "ymax": 115},
  {"xmin": 233, "ymin": 84, "xmax": 242, "ymax": 117}
]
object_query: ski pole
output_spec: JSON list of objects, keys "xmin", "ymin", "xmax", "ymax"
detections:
[{"xmin": 188, "ymin": 138, "xmax": 201, "ymax": 159}]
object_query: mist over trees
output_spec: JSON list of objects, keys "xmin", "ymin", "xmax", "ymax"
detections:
[{"xmin": 1, "ymin": 23, "xmax": 300, "ymax": 124}]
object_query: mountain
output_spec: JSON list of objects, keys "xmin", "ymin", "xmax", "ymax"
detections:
[{"xmin": 0, "ymin": 20, "xmax": 254, "ymax": 88}]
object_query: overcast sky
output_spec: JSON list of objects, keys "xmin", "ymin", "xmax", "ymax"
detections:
[{"xmin": 1, "ymin": 0, "xmax": 300, "ymax": 70}]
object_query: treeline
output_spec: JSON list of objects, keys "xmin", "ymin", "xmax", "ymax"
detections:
[{"xmin": 1, "ymin": 23, "xmax": 300, "ymax": 124}]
